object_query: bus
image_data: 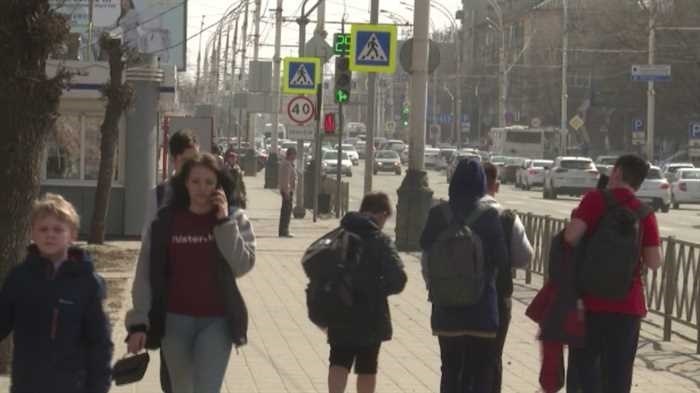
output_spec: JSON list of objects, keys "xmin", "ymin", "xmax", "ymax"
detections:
[{"xmin": 489, "ymin": 126, "xmax": 562, "ymax": 159}]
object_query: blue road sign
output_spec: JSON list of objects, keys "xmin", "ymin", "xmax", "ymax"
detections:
[
  {"xmin": 282, "ymin": 57, "xmax": 320, "ymax": 95},
  {"xmin": 349, "ymin": 24, "xmax": 397, "ymax": 73},
  {"xmin": 633, "ymin": 119, "xmax": 644, "ymax": 132},
  {"xmin": 689, "ymin": 122, "xmax": 700, "ymax": 139},
  {"xmin": 631, "ymin": 64, "xmax": 671, "ymax": 82}
]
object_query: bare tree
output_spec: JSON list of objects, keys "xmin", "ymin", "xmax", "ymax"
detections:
[
  {"xmin": 88, "ymin": 35, "xmax": 134, "ymax": 244},
  {"xmin": 0, "ymin": 0, "xmax": 70, "ymax": 371}
]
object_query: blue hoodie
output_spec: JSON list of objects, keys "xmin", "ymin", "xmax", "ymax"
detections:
[
  {"xmin": 0, "ymin": 245, "xmax": 113, "ymax": 393},
  {"xmin": 420, "ymin": 159, "xmax": 508, "ymax": 334}
]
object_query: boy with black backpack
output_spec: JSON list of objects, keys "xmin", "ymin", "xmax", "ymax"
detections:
[
  {"xmin": 564, "ymin": 154, "xmax": 662, "ymax": 393},
  {"xmin": 303, "ymin": 192, "xmax": 406, "ymax": 393}
]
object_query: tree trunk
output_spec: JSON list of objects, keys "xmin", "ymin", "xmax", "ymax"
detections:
[
  {"xmin": 0, "ymin": 0, "xmax": 70, "ymax": 373},
  {"xmin": 88, "ymin": 37, "xmax": 130, "ymax": 244}
]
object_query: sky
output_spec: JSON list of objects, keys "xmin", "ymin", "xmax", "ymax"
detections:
[{"xmin": 184, "ymin": 0, "xmax": 464, "ymax": 76}]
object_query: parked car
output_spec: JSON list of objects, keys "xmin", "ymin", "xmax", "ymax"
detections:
[
  {"xmin": 381, "ymin": 139, "xmax": 406, "ymax": 154},
  {"xmin": 436, "ymin": 147, "xmax": 457, "ymax": 170},
  {"xmin": 500, "ymin": 157, "xmax": 526, "ymax": 184},
  {"xmin": 543, "ymin": 157, "xmax": 599, "ymax": 199},
  {"xmin": 373, "ymin": 150, "xmax": 402, "ymax": 175},
  {"xmin": 516, "ymin": 159, "xmax": 553, "ymax": 190},
  {"xmin": 446, "ymin": 150, "xmax": 482, "ymax": 183},
  {"xmin": 671, "ymin": 168, "xmax": 700, "ymax": 209},
  {"xmin": 636, "ymin": 166, "xmax": 670, "ymax": 213},
  {"xmin": 424, "ymin": 147, "xmax": 441, "ymax": 169},
  {"xmin": 336, "ymin": 144, "xmax": 360, "ymax": 165},
  {"xmin": 321, "ymin": 151, "xmax": 353, "ymax": 177},
  {"xmin": 595, "ymin": 155, "xmax": 619, "ymax": 176},
  {"xmin": 663, "ymin": 162, "xmax": 695, "ymax": 183}
]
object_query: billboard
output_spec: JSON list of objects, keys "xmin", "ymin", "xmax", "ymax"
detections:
[{"xmin": 50, "ymin": 0, "xmax": 187, "ymax": 70}]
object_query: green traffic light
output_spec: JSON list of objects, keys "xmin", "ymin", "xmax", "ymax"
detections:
[{"xmin": 335, "ymin": 89, "xmax": 349, "ymax": 104}]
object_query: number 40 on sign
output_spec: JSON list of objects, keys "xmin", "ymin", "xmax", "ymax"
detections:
[{"xmin": 286, "ymin": 96, "xmax": 315, "ymax": 125}]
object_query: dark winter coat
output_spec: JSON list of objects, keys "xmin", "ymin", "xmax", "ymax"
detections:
[
  {"xmin": 0, "ymin": 246, "xmax": 113, "ymax": 393},
  {"xmin": 327, "ymin": 212, "xmax": 407, "ymax": 346}
]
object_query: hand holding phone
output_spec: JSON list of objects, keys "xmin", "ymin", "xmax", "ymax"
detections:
[{"xmin": 211, "ymin": 188, "xmax": 228, "ymax": 219}]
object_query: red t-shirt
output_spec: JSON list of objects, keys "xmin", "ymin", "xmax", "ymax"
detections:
[
  {"xmin": 572, "ymin": 188, "xmax": 661, "ymax": 317},
  {"xmin": 167, "ymin": 210, "xmax": 226, "ymax": 317}
]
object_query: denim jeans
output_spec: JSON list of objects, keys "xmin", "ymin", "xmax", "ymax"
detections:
[
  {"xmin": 439, "ymin": 335, "xmax": 499, "ymax": 393},
  {"xmin": 161, "ymin": 313, "xmax": 233, "ymax": 393}
]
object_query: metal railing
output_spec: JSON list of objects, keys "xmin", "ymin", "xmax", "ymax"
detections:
[{"xmin": 519, "ymin": 213, "xmax": 700, "ymax": 354}]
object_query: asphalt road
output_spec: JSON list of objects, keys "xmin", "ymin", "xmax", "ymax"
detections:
[{"xmin": 338, "ymin": 161, "xmax": 700, "ymax": 243}]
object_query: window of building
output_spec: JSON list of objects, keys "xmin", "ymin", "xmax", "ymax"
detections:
[{"xmin": 43, "ymin": 113, "xmax": 125, "ymax": 185}]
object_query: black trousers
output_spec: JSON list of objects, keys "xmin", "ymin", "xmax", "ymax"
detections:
[
  {"xmin": 160, "ymin": 348, "xmax": 172, "ymax": 393},
  {"xmin": 568, "ymin": 312, "xmax": 641, "ymax": 393},
  {"xmin": 279, "ymin": 192, "xmax": 293, "ymax": 236},
  {"xmin": 493, "ymin": 297, "xmax": 512, "ymax": 393},
  {"xmin": 438, "ymin": 335, "xmax": 499, "ymax": 393}
]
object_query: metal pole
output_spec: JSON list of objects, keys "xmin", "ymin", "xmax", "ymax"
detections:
[
  {"xmin": 271, "ymin": 0, "xmax": 283, "ymax": 156},
  {"xmin": 456, "ymin": 17, "xmax": 463, "ymax": 147},
  {"xmin": 336, "ymin": 19, "xmax": 346, "ymax": 219},
  {"xmin": 238, "ymin": 0, "xmax": 250, "ymax": 149},
  {"xmin": 195, "ymin": 16, "xmax": 205, "ymax": 96},
  {"xmin": 253, "ymin": 0, "xmax": 262, "ymax": 60},
  {"xmin": 408, "ymin": 0, "xmax": 429, "ymax": 171},
  {"xmin": 647, "ymin": 8, "xmax": 656, "ymax": 160},
  {"xmin": 363, "ymin": 0, "xmax": 379, "ymax": 195},
  {"xmin": 561, "ymin": 0, "xmax": 569, "ymax": 154},
  {"xmin": 88, "ymin": 0, "xmax": 94, "ymax": 60},
  {"xmin": 294, "ymin": 4, "xmax": 308, "ymax": 219},
  {"xmin": 498, "ymin": 20, "xmax": 506, "ymax": 127},
  {"xmin": 313, "ymin": 0, "xmax": 325, "ymax": 221}
]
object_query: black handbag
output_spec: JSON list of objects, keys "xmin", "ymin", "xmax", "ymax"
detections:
[{"xmin": 112, "ymin": 352, "xmax": 150, "ymax": 386}]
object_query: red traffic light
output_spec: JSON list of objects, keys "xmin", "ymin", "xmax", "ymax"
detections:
[{"xmin": 323, "ymin": 113, "xmax": 336, "ymax": 134}]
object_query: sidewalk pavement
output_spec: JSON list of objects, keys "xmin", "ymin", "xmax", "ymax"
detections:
[{"xmin": 2, "ymin": 173, "xmax": 699, "ymax": 392}]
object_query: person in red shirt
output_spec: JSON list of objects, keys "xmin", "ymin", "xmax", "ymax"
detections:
[{"xmin": 563, "ymin": 154, "xmax": 662, "ymax": 393}]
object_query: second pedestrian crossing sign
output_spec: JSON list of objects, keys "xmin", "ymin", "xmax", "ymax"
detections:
[
  {"xmin": 350, "ymin": 24, "xmax": 397, "ymax": 73},
  {"xmin": 283, "ymin": 57, "xmax": 321, "ymax": 95}
]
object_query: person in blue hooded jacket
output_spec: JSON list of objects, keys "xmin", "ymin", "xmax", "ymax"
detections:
[
  {"xmin": 0, "ymin": 193, "xmax": 113, "ymax": 393},
  {"xmin": 420, "ymin": 159, "xmax": 508, "ymax": 393}
]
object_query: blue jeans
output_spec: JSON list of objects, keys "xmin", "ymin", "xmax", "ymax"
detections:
[{"xmin": 161, "ymin": 313, "xmax": 233, "ymax": 393}]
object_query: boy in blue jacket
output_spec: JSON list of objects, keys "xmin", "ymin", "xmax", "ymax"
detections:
[{"xmin": 0, "ymin": 193, "xmax": 113, "ymax": 393}]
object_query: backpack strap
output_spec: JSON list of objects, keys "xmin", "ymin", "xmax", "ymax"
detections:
[
  {"xmin": 501, "ymin": 209, "xmax": 517, "ymax": 256},
  {"xmin": 441, "ymin": 202, "xmax": 488, "ymax": 227},
  {"xmin": 156, "ymin": 183, "xmax": 165, "ymax": 208}
]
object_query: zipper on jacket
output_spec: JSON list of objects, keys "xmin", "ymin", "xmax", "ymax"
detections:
[{"xmin": 50, "ymin": 308, "xmax": 59, "ymax": 340}]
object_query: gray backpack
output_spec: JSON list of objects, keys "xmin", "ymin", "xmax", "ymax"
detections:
[{"xmin": 427, "ymin": 203, "xmax": 487, "ymax": 306}]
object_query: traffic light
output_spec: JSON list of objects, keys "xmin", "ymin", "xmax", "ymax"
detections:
[
  {"xmin": 334, "ymin": 57, "xmax": 351, "ymax": 104},
  {"xmin": 401, "ymin": 105, "xmax": 410, "ymax": 127},
  {"xmin": 323, "ymin": 113, "xmax": 336, "ymax": 135}
]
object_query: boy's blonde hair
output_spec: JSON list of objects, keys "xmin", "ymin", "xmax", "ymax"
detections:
[{"xmin": 31, "ymin": 193, "xmax": 80, "ymax": 231}]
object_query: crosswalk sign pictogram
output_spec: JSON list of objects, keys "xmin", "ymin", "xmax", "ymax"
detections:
[
  {"xmin": 283, "ymin": 57, "xmax": 321, "ymax": 95},
  {"xmin": 350, "ymin": 24, "xmax": 397, "ymax": 73}
]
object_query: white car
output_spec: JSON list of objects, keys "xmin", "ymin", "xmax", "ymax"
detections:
[
  {"xmin": 663, "ymin": 162, "xmax": 695, "ymax": 183},
  {"xmin": 595, "ymin": 155, "xmax": 619, "ymax": 177},
  {"xmin": 336, "ymin": 144, "xmax": 359, "ymax": 165},
  {"xmin": 636, "ymin": 166, "xmax": 671, "ymax": 213},
  {"xmin": 517, "ymin": 159, "xmax": 553, "ymax": 190},
  {"xmin": 321, "ymin": 151, "xmax": 353, "ymax": 177},
  {"xmin": 436, "ymin": 148, "xmax": 456, "ymax": 170},
  {"xmin": 447, "ymin": 150, "xmax": 482, "ymax": 183},
  {"xmin": 543, "ymin": 157, "xmax": 599, "ymax": 199},
  {"xmin": 671, "ymin": 168, "xmax": 700, "ymax": 209},
  {"xmin": 424, "ymin": 147, "xmax": 441, "ymax": 169},
  {"xmin": 373, "ymin": 150, "xmax": 402, "ymax": 175}
]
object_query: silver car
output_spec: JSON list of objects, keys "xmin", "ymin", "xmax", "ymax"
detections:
[
  {"xmin": 636, "ymin": 166, "xmax": 670, "ymax": 213},
  {"xmin": 543, "ymin": 157, "xmax": 599, "ymax": 199}
]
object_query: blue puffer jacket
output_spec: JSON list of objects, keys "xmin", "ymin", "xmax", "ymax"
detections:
[{"xmin": 0, "ymin": 245, "xmax": 113, "ymax": 393}]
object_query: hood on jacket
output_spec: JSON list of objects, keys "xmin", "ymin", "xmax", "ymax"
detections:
[
  {"xmin": 25, "ymin": 244, "xmax": 95, "ymax": 276},
  {"xmin": 341, "ymin": 211, "xmax": 380, "ymax": 235},
  {"xmin": 449, "ymin": 159, "xmax": 487, "ymax": 216}
]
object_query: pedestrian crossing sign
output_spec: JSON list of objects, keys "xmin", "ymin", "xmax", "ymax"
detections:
[
  {"xmin": 282, "ymin": 57, "xmax": 321, "ymax": 95},
  {"xmin": 350, "ymin": 24, "xmax": 397, "ymax": 73}
]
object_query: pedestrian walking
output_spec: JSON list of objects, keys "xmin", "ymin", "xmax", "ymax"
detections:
[
  {"xmin": 481, "ymin": 162, "xmax": 534, "ymax": 393},
  {"xmin": 0, "ymin": 193, "xmax": 113, "ymax": 393},
  {"xmin": 324, "ymin": 192, "xmax": 407, "ymax": 393},
  {"xmin": 126, "ymin": 152, "xmax": 256, "ymax": 393},
  {"xmin": 420, "ymin": 159, "xmax": 508, "ymax": 393},
  {"xmin": 142, "ymin": 129, "xmax": 199, "ymax": 393},
  {"xmin": 278, "ymin": 147, "xmax": 297, "ymax": 237},
  {"xmin": 564, "ymin": 154, "xmax": 662, "ymax": 393}
]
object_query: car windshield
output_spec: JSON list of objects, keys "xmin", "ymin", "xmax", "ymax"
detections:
[
  {"xmin": 376, "ymin": 151, "xmax": 398, "ymax": 159},
  {"xmin": 533, "ymin": 160, "xmax": 553, "ymax": 168},
  {"xmin": 490, "ymin": 156, "xmax": 507, "ymax": 164},
  {"xmin": 646, "ymin": 169, "xmax": 662, "ymax": 179},
  {"xmin": 506, "ymin": 157, "xmax": 525, "ymax": 165},
  {"xmin": 681, "ymin": 170, "xmax": 700, "ymax": 179},
  {"xmin": 339, "ymin": 144, "xmax": 356, "ymax": 151},
  {"xmin": 324, "ymin": 152, "xmax": 348, "ymax": 160},
  {"xmin": 668, "ymin": 165, "xmax": 694, "ymax": 173},
  {"xmin": 597, "ymin": 157, "xmax": 618, "ymax": 165},
  {"xmin": 561, "ymin": 160, "xmax": 593, "ymax": 170}
]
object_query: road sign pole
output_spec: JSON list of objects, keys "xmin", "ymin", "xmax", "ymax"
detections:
[
  {"xmin": 336, "ymin": 19, "xmax": 346, "ymax": 218},
  {"xmin": 646, "ymin": 9, "xmax": 656, "ymax": 161},
  {"xmin": 363, "ymin": 0, "xmax": 379, "ymax": 195}
]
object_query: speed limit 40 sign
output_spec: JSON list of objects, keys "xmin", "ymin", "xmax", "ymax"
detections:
[{"xmin": 284, "ymin": 96, "xmax": 316, "ymax": 140}]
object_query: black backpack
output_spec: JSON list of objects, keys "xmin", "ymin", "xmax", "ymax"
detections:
[
  {"xmin": 302, "ymin": 227, "xmax": 364, "ymax": 328},
  {"xmin": 578, "ymin": 190, "xmax": 652, "ymax": 299},
  {"xmin": 427, "ymin": 203, "xmax": 487, "ymax": 307}
]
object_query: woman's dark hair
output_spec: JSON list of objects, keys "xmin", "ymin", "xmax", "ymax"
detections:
[
  {"xmin": 170, "ymin": 153, "xmax": 238, "ymax": 210},
  {"xmin": 360, "ymin": 192, "xmax": 392, "ymax": 216}
]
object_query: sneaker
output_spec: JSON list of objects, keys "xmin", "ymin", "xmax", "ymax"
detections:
[{"xmin": 279, "ymin": 233, "xmax": 295, "ymax": 238}]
